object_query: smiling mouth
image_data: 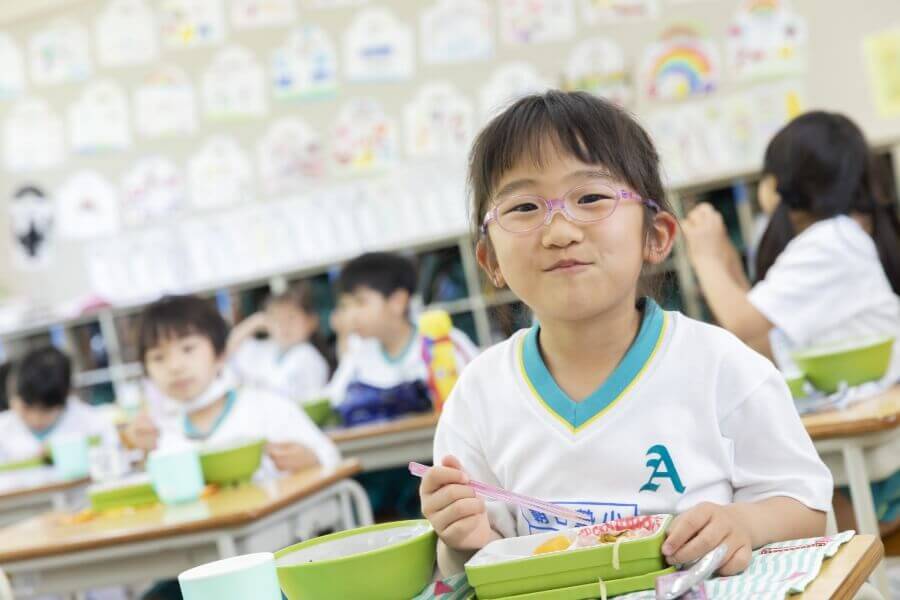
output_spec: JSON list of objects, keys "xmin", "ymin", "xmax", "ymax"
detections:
[{"xmin": 545, "ymin": 259, "xmax": 592, "ymax": 272}]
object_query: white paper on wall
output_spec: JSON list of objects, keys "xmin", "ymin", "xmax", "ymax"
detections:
[
  {"xmin": 420, "ymin": 0, "xmax": 493, "ymax": 64},
  {"xmin": 159, "ymin": 0, "xmax": 227, "ymax": 49},
  {"xmin": 86, "ymin": 239, "xmax": 134, "ymax": 302},
  {"xmin": 639, "ymin": 25, "xmax": 720, "ymax": 102},
  {"xmin": 304, "ymin": 0, "xmax": 368, "ymax": 7},
  {"xmin": 404, "ymin": 82, "xmax": 474, "ymax": 158},
  {"xmin": 479, "ymin": 62, "xmax": 550, "ymax": 119},
  {"xmin": 0, "ymin": 34, "xmax": 26, "ymax": 100},
  {"xmin": 727, "ymin": 0, "xmax": 807, "ymax": 81},
  {"xmin": 272, "ymin": 25, "xmax": 338, "ymax": 100},
  {"xmin": 344, "ymin": 8, "xmax": 414, "ymax": 82},
  {"xmin": 121, "ymin": 157, "xmax": 186, "ymax": 226},
  {"xmin": 96, "ymin": 0, "xmax": 159, "ymax": 67},
  {"xmin": 69, "ymin": 81, "xmax": 131, "ymax": 153},
  {"xmin": 580, "ymin": 0, "xmax": 659, "ymax": 23},
  {"xmin": 189, "ymin": 135, "xmax": 254, "ymax": 209},
  {"xmin": 3, "ymin": 99, "xmax": 65, "ymax": 172},
  {"xmin": 134, "ymin": 66, "xmax": 196, "ymax": 138},
  {"xmin": 9, "ymin": 184, "xmax": 54, "ymax": 270},
  {"xmin": 258, "ymin": 117, "xmax": 325, "ymax": 196},
  {"xmin": 29, "ymin": 19, "xmax": 92, "ymax": 86},
  {"xmin": 56, "ymin": 171, "xmax": 120, "ymax": 240},
  {"xmin": 231, "ymin": 0, "xmax": 296, "ymax": 29},
  {"xmin": 331, "ymin": 97, "xmax": 398, "ymax": 174},
  {"xmin": 563, "ymin": 37, "xmax": 631, "ymax": 106},
  {"xmin": 128, "ymin": 228, "xmax": 185, "ymax": 298},
  {"xmin": 499, "ymin": 0, "xmax": 576, "ymax": 46},
  {"xmin": 202, "ymin": 45, "xmax": 267, "ymax": 119}
]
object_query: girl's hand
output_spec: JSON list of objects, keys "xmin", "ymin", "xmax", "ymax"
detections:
[
  {"xmin": 662, "ymin": 502, "xmax": 753, "ymax": 576},
  {"xmin": 267, "ymin": 441, "xmax": 320, "ymax": 472},
  {"xmin": 682, "ymin": 203, "xmax": 731, "ymax": 262},
  {"xmin": 420, "ymin": 456, "xmax": 500, "ymax": 551},
  {"xmin": 123, "ymin": 412, "xmax": 159, "ymax": 452}
]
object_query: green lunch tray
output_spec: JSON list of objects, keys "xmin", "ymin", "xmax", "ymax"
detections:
[
  {"xmin": 0, "ymin": 456, "xmax": 46, "ymax": 473},
  {"xmin": 466, "ymin": 515, "xmax": 672, "ymax": 599},
  {"xmin": 493, "ymin": 567, "xmax": 676, "ymax": 600},
  {"xmin": 88, "ymin": 475, "xmax": 159, "ymax": 511}
]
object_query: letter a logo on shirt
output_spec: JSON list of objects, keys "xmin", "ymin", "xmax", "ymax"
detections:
[{"xmin": 640, "ymin": 444, "xmax": 686, "ymax": 494}]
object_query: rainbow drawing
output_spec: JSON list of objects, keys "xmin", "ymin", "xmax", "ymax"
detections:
[
  {"xmin": 642, "ymin": 28, "xmax": 719, "ymax": 101},
  {"xmin": 744, "ymin": 0, "xmax": 781, "ymax": 17}
]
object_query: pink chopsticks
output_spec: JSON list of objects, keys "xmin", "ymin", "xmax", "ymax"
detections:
[{"xmin": 409, "ymin": 462, "xmax": 591, "ymax": 526}]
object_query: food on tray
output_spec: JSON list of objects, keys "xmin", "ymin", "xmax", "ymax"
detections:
[
  {"xmin": 531, "ymin": 515, "xmax": 665, "ymax": 556},
  {"xmin": 533, "ymin": 535, "xmax": 572, "ymax": 555}
]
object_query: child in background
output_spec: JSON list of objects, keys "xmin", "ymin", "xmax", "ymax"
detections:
[
  {"xmin": 325, "ymin": 252, "xmax": 478, "ymax": 409},
  {"xmin": 0, "ymin": 347, "xmax": 118, "ymax": 462},
  {"xmin": 123, "ymin": 295, "xmax": 339, "ymax": 477},
  {"xmin": 0, "ymin": 362, "xmax": 10, "ymax": 412},
  {"xmin": 420, "ymin": 91, "xmax": 831, "ymax": 576},
  {"xmin": 682, "ymin": 112, "xmax": 900, "ymax": 536},
  {"xmin": 227, "ymin": 281, "xmax": 333, "ymax": 403}
]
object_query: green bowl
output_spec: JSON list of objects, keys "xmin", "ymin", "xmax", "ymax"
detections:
[
  {"xmin": 199, "ymin": 438, "xmax": 265, "ymax": 485},
  {"xmin": 792, "ymin": 336, "xmax": 894, "ymax": 394},
  {"xmin": 275, "ymin": 519, "xmax": 436, "ymax": 600},
  {"xmin": 302, "ymin": 398, "xmax": 337, "ymax": 427},
  {"xmin": 784, "ymin": 374, "xmax": 808, "ymax": 399}
]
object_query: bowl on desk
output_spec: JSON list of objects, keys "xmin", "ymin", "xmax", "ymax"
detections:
[
  {"xmin": 792, "ymin": 336, "xmax": 894, "ymax": 394},
  {"xmin": 199, "ymin": 438, "xmax": 265, "ymax": 485},
  {"xmin": 275, "ymin": 519, "xmax": 437, "ymax": 600},
  {"xmin": 302, "ymin": 398, "xmax": 338, "ymax": 427},
  {"xmin": 784, "ymin": 373, "xmax": 809, "ymax": 399}
]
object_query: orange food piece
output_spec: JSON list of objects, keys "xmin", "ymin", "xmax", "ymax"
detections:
[{"xmin": 533, "ymin": 535, "xmax": 571, "ymax": 555}]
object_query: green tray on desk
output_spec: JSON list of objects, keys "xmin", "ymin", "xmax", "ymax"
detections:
[{"xmin": 88, "ymin": 473, "xmax": 158, "ymax": 511}]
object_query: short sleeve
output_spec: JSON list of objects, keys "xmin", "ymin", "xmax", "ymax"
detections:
[
  {"xmin": 720, "ymin": 371, "xmax": 833, "ymax": 511},
  {"xmin": 450, "ymin": 328, "xmax": 480, "ymax": 369},
  {"xmin": 324, "ymin": 348, "xmax": 359, "ymax": 407},
  {"xmin": 433, "ymin": 375, "xmax": 517, "ymax": 539},
  {"xmin": 262, "ymin": 393, "xmax": 341, "ymax": 468},
  {"xmin": 288, "ymin": 346, "xmax": 330, "ymax": 401}
]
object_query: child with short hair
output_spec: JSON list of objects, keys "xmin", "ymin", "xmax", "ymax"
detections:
[
  {"xmin": 123, "ymin": 295, "xmax": 339, "ymax": 476},
  {"xmin": 325, "ymin": 252, "xmax": 478, "ymax": 409},
  {"xmin": 227, "ymin": 281, "xmax": 332, "ymax": 402},
  {"xmin": 0, "ymin": 347, "xmax": 117, "ymax": 462},
  {"xmin": 420, "ymin": 91, "xmax": 832, "ymax": 576}
]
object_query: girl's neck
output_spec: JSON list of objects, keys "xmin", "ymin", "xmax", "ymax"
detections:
[
  {"xmin": 536, "ymin": 296, "xmax": 643, "ymax": 403},
  {"xmin": 380, "ymin": 320, "xmax": 415, "ymax": 359},
  {"xmin": 187, "ymin": 394, "xmax": 228, "ymax": 433}
]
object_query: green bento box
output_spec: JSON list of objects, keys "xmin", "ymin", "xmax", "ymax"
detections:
[
  {"xmin": 275, "ymin": 519, "xmax": 436, "ymax": 600},
  {"xmin": 466, "ymin": 515, "xmax": 672, "ymax": 599},
  {"xmin": 88, "ymin": 473, "xmax": 159, "ymax": 512}
]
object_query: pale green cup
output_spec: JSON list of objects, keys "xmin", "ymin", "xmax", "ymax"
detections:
[
  {"xmin": 147, "ymin": 446, "xmax": 204, "ymax": 505},
  {"xmin": 50, "ymin": 434, "xmax": 90, "ymax": 479},
  {"xmin": 178, "ymin": 553, "xmax": 282, "ymax": 600}
]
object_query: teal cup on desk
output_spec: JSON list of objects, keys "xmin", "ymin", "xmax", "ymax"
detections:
[
  {"xmin": 147, "ymin": 446, "xmax": 204, "ymax": 505},
  {"xmin": 178, "ymin": 553, "xmax": 282, "ymax": 600},
  {"xmin": 50, "ymin": 434, "xmax": 90, "ymax": 479}
]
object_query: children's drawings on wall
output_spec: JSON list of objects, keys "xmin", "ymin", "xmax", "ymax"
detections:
[
  {"xmin": 3, "ymin": 99, "xmax": 65, "ymax": 172},
  {"xmin": 332, "ymin": 97, "xmax": 398, "ymax": 174},
  {"xmin": 258, "ymin": 118, "xmax": 326, "ymax": 196},
  {"xmin": 639, "ymin": 25, "xmax": 720, "ymax": 102},
  {"xmin": 121, "ymin": 157, "xmax": 186, "ymax": 226},
  {"xmin": 344, "ymin": 8, "xmax": 414, "ymax": 82},
  {"xmin": 580, "ymin": 0, "xmax": 659, "ymax": 24},
  {"xmin": 96, "ymin": 0, "xmax": 159, "ymax": 68},
  {"xmin": 29, "ymin": 19, "xmax": 92, "ymax": 86},
  {"xmin": 0, "ymin": 35, "xmax": 26, "ymax": 100},
  {"xmin": 727, "ymin": 0, "xmax": 806, "ymax": 81},
  {"xmin": 304, "ymin": 0, "xmax": 368, "ymax": 7},
  {"xmin": 202, "ymin": 45, "xmax": 267, "ymax": 119},
  {"xmin": 479, "ymin": 62, "xmax": 550, "ymax": 119},
  {"xmin": 159, "ymin": 0, "xmax": 227, "ymax": 49},
  {"xmin": 864, "ymin": 27, "xmax": 900, "ymax": 118},
  {"xmin": 9, "ymin": 185, "xmax": 54, "ymax": 270},
  {"xmin": 272, "ymin": 25, "xmax": 338, "ymax": 101},
  {"xmin": 563, "ymin": 37, "xmax": 631, "ymax": 106},
  {"xmin": 189, "ymin": 135, "xmax": 254, "ymax": 209},
  {"xmin": 56, "ymin": 171, "xmax": 120, "ymax": 240},
  {"xmin": 404, "ymin": 82, "xmax": 475, "ymax": 158},
  {"xmin": 420, "ymin": 0, "xmax": 493, "ymax": 64},
  {"xmin": 499, "ymin": 0, "xmax": 576, "ymax": 46},
  {"xmin": 69, "ymin": 81, "xmax": 131, "ymax": 154},
  {"xmin": 231, "ymin": 0, "xmax": 297, "ymax": 29},
  {"xmin": 134, "ymin": 66, "xmax": 196, "ymax": 138}
]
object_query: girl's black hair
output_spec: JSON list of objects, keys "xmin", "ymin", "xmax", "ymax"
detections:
[{"xmin": 756, "ymin": 111, "xmax": 900, "ymax": 293}]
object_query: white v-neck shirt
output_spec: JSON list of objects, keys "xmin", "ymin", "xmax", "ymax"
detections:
[{"xmin": 434, "ymin": 302, "xmax": 832, "ymax": 538}]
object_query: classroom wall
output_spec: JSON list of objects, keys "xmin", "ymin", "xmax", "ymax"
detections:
[{"xmin": 0, "ymin": 0, "xmax": 898, "ymax": 311}]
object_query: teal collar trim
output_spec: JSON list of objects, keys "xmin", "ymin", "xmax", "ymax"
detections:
[{"xmin": 184, "ymin": 389, "xmax": 237, "ymax": 440}]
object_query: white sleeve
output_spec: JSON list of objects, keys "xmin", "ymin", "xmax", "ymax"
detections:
[
  {"xmin": 433, "ymin": 374, "xmax": 517, "ymax": 539},
  {"xmin": 290, "ymin": 347, "xmax": 330, "ymax": 402},
  {"xmin": 748, "ymin": 234, "xmax": 853, "ymax": 345},
  {"xmin": 323, "ymin": 349, "xmax": 358, "ymax": 407},
  {"xmin": 263, "ymin": 394, "xmax": 341, "ymax": 468},
  {"xmin": 450, "ymin": 328, "xmax": 480, "ymax": 369},
  {"xmin": 230, "ymin": 339, "xmax": 263, "ymax": 382},
  {"xmin": 720, "ymin": 371, "xmax": 833, "ymax": 511}
]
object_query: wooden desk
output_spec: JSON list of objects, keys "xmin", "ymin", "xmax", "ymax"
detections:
[
  {"xmin": 0, "ymin": 468, "xmax": 88, "ymax": 528},
  {"xmin": 0, "ymin": 459, "xmax": 372, "ymax": 598},
  {"xmin": 802, "ymin": 384, "xmax": 899, "ymax": 597},
  {"xmin": 329, "ymin": 412, "xmax": 439, "ymax": 472},
  {"xmin": 796, "ymin": 535, "xmax": 884, "ymax": 600}
]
